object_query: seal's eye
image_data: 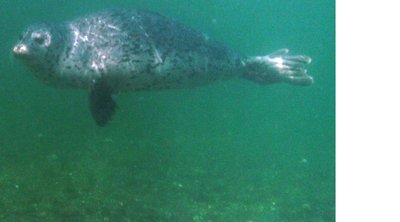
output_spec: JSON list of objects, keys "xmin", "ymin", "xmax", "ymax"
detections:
[
  {"xmin": 31, "ymin": 33, "xmax": 47, "ymax": 45},
  {"xmin": 31, "ymin": 32, "xmax": 51, "ymax": 47},
  {"xmin": 33, "ymin": 35, "xmax": 45, "ymax": 45}
]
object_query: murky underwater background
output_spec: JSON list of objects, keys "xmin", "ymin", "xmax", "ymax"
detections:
[{"xmin": 0, "ymin": 0, "xmax": 335, "ymax": 221}]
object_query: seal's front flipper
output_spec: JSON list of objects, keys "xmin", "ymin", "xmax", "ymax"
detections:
[
  {"xmin": 89, "ymin": 79, "xmax": 116, "ymax": 126},
  {"xmin": 242, "ymin": 49, "xmax": 313, "ymax": 86}
]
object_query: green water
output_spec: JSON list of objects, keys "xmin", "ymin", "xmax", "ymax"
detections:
[{"xmin": 0, "ymin": 0, "xmax": 335, "ymax": 221}]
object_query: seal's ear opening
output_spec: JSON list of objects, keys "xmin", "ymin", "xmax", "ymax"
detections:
[{"xmin": 89, "ymin": 79, "xmax": 117, "ymax": 126}]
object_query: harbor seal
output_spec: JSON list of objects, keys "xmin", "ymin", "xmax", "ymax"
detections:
[{"xmin": 13, "ymin": 9, "xmax": 313, "ymax": 126}]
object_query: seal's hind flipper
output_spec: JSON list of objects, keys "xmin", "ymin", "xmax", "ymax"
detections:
[
  {"xmin": 89, "ymin": 79, "xmax": 116, "ymax": 126},
  {"xmin": 242, "ymin": 49, "xmax": 313, "ymax": 86}
]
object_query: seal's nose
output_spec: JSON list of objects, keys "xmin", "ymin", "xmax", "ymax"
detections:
[{"xmin": 13, "ymin": 44, "xmax": 29, "ymax": 56}]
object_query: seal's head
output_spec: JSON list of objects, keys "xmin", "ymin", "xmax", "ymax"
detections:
[
  {"xmin": 13, "ymin": 24, "xmax": 53, "ymax": 61},
  {"xmin": 13, "ymin": 24, "xmax": 64, "ymax": 81}
]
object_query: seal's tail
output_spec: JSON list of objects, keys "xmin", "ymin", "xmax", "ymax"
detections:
[{"xmin": 242, "ymin": 49, "xmax": 313, "ymax": 86}]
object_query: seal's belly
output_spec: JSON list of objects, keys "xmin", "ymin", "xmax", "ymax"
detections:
[{"xmin": 107, "ymin": 49, "xmax": 241, "ymax": 92}]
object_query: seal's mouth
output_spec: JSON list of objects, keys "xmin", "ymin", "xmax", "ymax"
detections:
[{"xmin": 13, "ymin": 44, "xmax": 29, "ymax": 58}]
